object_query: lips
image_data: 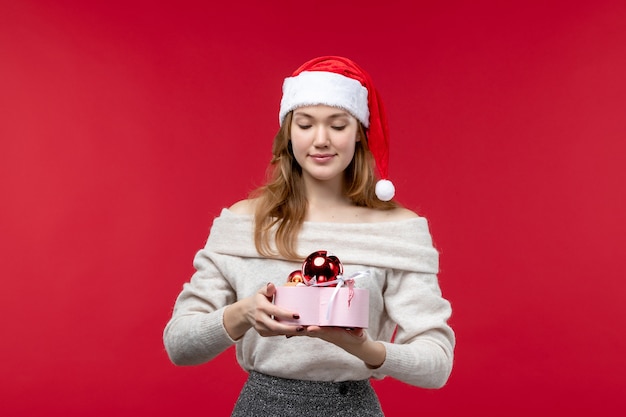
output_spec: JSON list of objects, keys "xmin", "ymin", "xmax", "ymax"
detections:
[{"xmin": 309, "ymin": 153, "xmax": 335, "ymax": 163}]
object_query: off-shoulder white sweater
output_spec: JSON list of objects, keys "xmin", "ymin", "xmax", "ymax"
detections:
[{"xmin": 163, "ymin": 209, "xmax": 455, "ymax": 388}]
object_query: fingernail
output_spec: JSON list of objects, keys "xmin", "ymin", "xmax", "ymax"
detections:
[
  {"xmin": 292, "ymin": 314, "xmax": 300, "ymax": 319},
  {"xmin": 296, "ymin": 326, "xmax": 304, "ymax": 332}
]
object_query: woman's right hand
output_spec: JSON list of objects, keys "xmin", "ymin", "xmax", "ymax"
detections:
[{"xmin": 223, "ymin": 282, "xmax": 303, "ymax": 340}]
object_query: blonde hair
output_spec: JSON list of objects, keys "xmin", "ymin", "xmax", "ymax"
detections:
[{"xmin": 251, "ymin": 111, "xmax": 398, "ymax": 260}]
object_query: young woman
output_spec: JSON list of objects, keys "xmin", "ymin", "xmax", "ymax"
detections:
[{"xmin": 163, "ymin": 56, "xmax": 455, "ymax": 416}]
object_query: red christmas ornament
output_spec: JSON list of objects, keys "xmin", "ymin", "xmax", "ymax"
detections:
[
  {"xmin": 302, "ymin": 250, "xmax": 343, "ymax": 286},
  {"xmin": 287, "ymin": 270, "xmax": 305, "ymax": 285}
]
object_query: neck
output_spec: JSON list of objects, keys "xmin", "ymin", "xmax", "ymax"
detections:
[
  {"xmin": 303, "ymin": 176, "xmax": 348, "ymax": 206},
  {"xmin": 303, "ymin": 177, "xmax": 357, "ymax": 222}
]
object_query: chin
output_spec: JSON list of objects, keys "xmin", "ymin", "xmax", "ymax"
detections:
[{"xmin": 307, "ymin": 172, "xmax": 342, "ymax": 182}]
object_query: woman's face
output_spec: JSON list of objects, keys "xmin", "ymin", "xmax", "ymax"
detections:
[{"xmin": 290, "ymin": 105, "xmax": 359, "ymax": 185}]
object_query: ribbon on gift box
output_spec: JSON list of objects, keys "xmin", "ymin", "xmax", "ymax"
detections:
[{"xmin": 309, "ymin": 271, "xmax": 370, "ymax": 321}]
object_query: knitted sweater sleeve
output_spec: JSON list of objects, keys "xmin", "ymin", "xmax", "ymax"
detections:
[
  {"xmin": 163, "ymin": 247, "xmax": 237, "ymax": 366},
  {"xmin": 373, "ymin": 268, "xmax": 455, "ymax": 388}
]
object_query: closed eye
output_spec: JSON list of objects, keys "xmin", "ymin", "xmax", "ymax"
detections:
[
  {"xmin": 297, "ymin": 124, "xmax": 312, "ymax": 130},
  {"xmin": 331, "ymin": 125, "xmax": 347, "ymax": 131}
]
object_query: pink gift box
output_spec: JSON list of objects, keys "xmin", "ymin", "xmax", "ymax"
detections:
[{"xmin": 274, "ymin": 286, "xmax": 369, "ymax": 328}]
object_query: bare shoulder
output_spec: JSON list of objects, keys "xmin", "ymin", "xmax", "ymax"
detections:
[
  {"xmin": 353, "ymin": 206, "xmax": 420, "ymax": 223},
  {"xmin": 228, "ymin": 198, "xmax": 258, "ymax": 215},
  {"xmin": 376, "ymin": 206, "xmax": 420, "ymax": 222}
]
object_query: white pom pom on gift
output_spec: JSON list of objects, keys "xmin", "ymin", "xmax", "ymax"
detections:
[{"xmin": 375, "ymin": 179, "xmax": 395, "ymax": 201}]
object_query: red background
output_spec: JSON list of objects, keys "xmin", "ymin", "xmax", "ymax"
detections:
[{"xmin": 1, "ymin": 1, "xmax": 625, "ymax": 415}]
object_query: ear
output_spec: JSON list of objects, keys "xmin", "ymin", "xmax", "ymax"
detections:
[{"xmin": 356, "ymin": 124, "xmax": 365, "ymax": 142}]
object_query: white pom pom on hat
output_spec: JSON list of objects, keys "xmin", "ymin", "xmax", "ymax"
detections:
[
  {"xmin": 375, "ymin": 179, "xmax": 396, "ymax": 202},
  {"xmin": 279, "ymin": 56, "xmax": 395, "ymax": 201}
]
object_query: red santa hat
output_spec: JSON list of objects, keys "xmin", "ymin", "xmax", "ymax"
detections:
[{"xmin": 279, "ymin": 56, "xmax": 395, "ymax": 201}]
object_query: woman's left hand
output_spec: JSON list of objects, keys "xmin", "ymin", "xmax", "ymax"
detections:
[
  {"xmin": 300, "ymin": 326, "xmax": 386, "ymax": 368},
  {"xmin": 303, "ymin": 326, "xmax": 367, "ymax": 347}
]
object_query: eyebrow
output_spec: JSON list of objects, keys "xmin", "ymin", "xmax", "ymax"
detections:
[{"xmin": 293, "ymin": 111, "xmax": 351, "ymax": 120}]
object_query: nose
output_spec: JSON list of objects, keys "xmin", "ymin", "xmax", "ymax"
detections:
[{"xmin": 312, "ymin": 126, "xmax": 329, "ymax": 147}]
